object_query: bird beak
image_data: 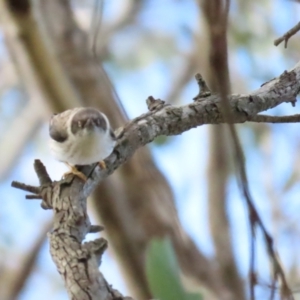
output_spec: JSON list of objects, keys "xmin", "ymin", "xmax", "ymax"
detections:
[{"xmin": 85, "ymin": 118, "xmax": 94, "ymax": 129}]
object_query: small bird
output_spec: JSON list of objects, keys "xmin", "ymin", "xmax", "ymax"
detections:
[{"xmin": 49, "ymin": 107, "xmax": 116, "ymax": 181}]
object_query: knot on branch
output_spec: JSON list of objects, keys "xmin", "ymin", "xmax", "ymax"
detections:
[
  {"xmin": 83, "ymin": 238, "xmax": 108, "ymax": 266},
  {"xmin": 146, "ymin": 96, "xmax": 165, "ymax": 111},
  {"xmin": 193, "ymin": 73, "xmax": 211, "ymax": 100}
]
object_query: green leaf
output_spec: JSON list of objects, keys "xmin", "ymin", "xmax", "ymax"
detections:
[
  {"xmin": 153, "ymin": 135, "xmax": 172, "ymax": 146},
  {"xmin": 146, "ymin": 238, "xmax": 203, "ymax": 300}
]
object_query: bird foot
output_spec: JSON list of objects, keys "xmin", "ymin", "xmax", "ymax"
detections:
[
  {"xmin": 98, "ymin": 160, "xmax": 106, "ymax": 170},
  {"xmin": 63, "ymin": 164, "xmax": 87, "ymax": 181}
]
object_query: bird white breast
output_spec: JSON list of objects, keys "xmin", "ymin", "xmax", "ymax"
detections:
[{"xmin": 49, "ymin": 128, "xmax": 116, "ymax": 165}]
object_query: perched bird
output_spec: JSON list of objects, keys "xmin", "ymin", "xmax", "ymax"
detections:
[{"xmin": 49, "ymin": 107, "xmax": 116, "ymax": 180}]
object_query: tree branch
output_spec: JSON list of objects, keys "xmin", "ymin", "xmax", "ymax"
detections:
[
  {"xmin": 11, "ymin": 60, "xmax": 300, "ymax": 298},
  {"xmin": 84, "ymin": 62, "xmax": 300, "ymax": 196},
  {"xmin": 274, "ymin": 21, "xmax": 300, "ymax": 48},
  {"xmin": 247, "ymin": 114, "xmax": 300, "ymax": 123}
]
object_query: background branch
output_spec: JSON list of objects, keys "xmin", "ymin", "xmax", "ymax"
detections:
[
  {"xmin": 274, "ymin": 21, "xmax": 300, "ymax": 48},
  {"xmin": 200, "ymin": 0, "xmax": 245, "ymax": 299}
]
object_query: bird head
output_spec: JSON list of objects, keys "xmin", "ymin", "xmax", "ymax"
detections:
[{"xmin": 70, "ymin": 108, "xmax": 108, "ymax": 136}]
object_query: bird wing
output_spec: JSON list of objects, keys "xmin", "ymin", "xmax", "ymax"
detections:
[{"xmin": 49, "ymin": 109, "xmax": 79, "ymax": 143}]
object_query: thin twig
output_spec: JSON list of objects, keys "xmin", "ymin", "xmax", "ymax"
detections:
[
  {"xmin": 249, "ymin": 223, "xmax": 256, "ymax": 300},
  {"xmin": 89, "ymin": 225, "xmax": 104, "ymax": 233},
  {"xmin": 247, "ymin": 114, "xmax": 300, "ymax": 123},
  {"xmin": 11, "ymin": 181, "xmax": 40, "ymax": 194},
  {"xmin": 274, "ymin": 22, "xmax": 300, "ymax": 48},
  {"xmin": 26, "ymin": 195, "xmax": 43, "ymax": 199}
]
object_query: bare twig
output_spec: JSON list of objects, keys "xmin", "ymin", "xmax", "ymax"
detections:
[
  {"xmin": 247, "ymin": 114, "xmax": 300, "ymax": 123},
  {"xmin": 249, "ymin": 225, "xmax": 257, "ymax": 300},
  {"xmin": 274, "ymin": 22, "xmax": 300, "ymax": 48},
  {"xmin": 26, "ymin": 195, "xmax": 43, "ymax": 199},
  {"xmin": 11, "ymin": 181, "xmax": 40, "ymax": 194}
]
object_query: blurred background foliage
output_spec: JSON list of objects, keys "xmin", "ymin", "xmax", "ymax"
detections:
[
  {"xmin": 0, "ymin": 0, "xmax": 300, "ymax": 299},
  {"xmin": 146, "ymin": 238, "xmax": 203, "ymax": 300}
]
